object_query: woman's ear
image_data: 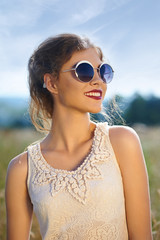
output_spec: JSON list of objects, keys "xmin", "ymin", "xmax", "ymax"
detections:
[{"xmin": 43, "ymin": 73, "xmax": 58, "ymax": 95}]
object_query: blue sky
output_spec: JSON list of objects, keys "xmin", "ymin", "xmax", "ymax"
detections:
[{"xmin": 0, "ymin": 0, "xmax": 160, "ymax": 98}]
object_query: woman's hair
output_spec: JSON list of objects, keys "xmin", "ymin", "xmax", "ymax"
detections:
[{"xmin": 28, "ymin": 33, "xmax": 104, "ymax": 132}]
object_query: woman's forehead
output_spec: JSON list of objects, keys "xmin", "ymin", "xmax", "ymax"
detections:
[{"xmin": 63, "ymin": 48, "xmax": 102, "ymax": 68}]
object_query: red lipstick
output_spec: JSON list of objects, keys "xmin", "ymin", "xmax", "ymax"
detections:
[{"xmin": 84, "ymin": 89, "xmax": 102, "ymax": 100}]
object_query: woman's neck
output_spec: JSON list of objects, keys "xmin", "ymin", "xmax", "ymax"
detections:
[{"xmin": 43, "ymin": 109, "xmax": 96, "ymax": 153}]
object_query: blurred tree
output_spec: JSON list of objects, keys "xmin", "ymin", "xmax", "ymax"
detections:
[
  {"xmin": 1, "ymin": 94, "xmax": 160, "ymax": 128},
  {"xmin": 124, "ymin": 94, "xmax": 160, "ymax": 125}
]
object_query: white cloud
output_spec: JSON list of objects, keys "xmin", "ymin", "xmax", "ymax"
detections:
[
  {"xmin": 0, "ymin": 67, "xmax": 29, "ymax": 97},
  {"xmin": 0, "ymin": 0, "xmax": 58, "ymax": 28},
  {"xmin": 0, "ymin": 33, "xmax": 43, "ymax": 72},
  {"xmin": 70, "ymin": 0, "xmax": 132, "ymax": 26},
  {"xmin": 71, "ymin": 0, "xmax": 106, "ymax": 25},
  {"xmin": 111, "ymin": 0, "xmax": 132, "ymax": 10}
]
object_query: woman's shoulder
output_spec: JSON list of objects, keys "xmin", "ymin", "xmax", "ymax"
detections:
[
  {"xmin": 6, "ymin": 151, "xmax": 28, "ymax": 183},
  {"xmin": 108, "ymin": 125, "xmax": 142, "ymax": 166},
  {"xmin": 5, "ymin": 151, "xmax": 33, "ymax": 221},
  {"xmin": 108, "ymin": 125, "xmax": 140, "ymax": 146}
]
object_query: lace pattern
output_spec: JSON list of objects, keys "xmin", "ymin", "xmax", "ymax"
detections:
[
  {"xmin": 29, "ymin": 123, "xmax": 110, "ymax": 204},
  {"xmin": 49, "ymin": 222, "xmax": 119, "ymax": 240},
  {"xmin": 27, "ymin": 122, "xmax": 128, "ymax": 239}
]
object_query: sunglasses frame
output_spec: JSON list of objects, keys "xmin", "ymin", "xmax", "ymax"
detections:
[{"xmin": 61, "ymin": 60, "xmax": 114, "ymax": 83}]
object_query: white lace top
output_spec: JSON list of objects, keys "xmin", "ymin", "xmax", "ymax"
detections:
[{"xmin": 27, "ymin": 122, "xmax": 128, "ymax": 240}]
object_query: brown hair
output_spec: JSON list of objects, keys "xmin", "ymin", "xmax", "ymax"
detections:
[{"xmin": 28, "ymin": 33, "xmax": 104, "ymax": 132}]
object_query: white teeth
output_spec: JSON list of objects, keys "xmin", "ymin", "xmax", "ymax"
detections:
[{"xmin": 85, "ymin": 92, "xmax": 101, "ymax": 96}]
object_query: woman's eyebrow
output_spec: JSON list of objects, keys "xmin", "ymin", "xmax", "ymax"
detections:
[{"xmin": 71, "ymin": 62, "xmax": 78, "ymax": 68}]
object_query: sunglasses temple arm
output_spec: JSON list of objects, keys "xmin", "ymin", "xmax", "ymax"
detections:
[{"xmin": 62, "ymin": 68, "xmax": 75, "ymax": 73}]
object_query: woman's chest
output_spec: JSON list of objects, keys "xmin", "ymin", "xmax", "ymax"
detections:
[
  {"xmin": 41, "ymin": 139, "xmax": 93, "ymax": 171},
  {"xmin": 29, "ymin": 155, "xmax": 124, "ymax": 207}
]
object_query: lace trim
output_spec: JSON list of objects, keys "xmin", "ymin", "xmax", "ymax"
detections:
[
  {"xmin": 49, "ymin": 222, "xmax": 119, "ymax": 240},
  {"xmin": 29, "ymin": 122, "xmax": 110, "ymax": 204}
]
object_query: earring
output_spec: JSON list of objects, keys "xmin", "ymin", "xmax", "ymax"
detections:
[{"xmin": 43, "ymin": 82, "xmax": 46, "ymax": 88}]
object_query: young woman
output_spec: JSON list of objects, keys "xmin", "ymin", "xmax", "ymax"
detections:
[{"xmin": 5, "ymin": 33, "xmax": 153, "ymax": 239}]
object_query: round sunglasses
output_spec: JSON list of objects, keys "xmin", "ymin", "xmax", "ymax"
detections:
[{"xmin": 61, "ymin": 60, "xmax": 114, "ymax": 84}]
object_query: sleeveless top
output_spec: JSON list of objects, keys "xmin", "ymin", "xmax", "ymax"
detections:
[{"xmin": 27, "ymin": 122, "xmax": 128, "ymax": 240}]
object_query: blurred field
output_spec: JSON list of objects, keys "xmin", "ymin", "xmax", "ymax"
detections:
[{"xmin": 0, "ymin": 126, "xmax": 160, "ymax": 239}]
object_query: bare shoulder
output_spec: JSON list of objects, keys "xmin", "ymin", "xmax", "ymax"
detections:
[
  {"xmin": 109, "ymin": 125, "xmax": 140, "ymax": 146},
  {"xmin": 6, "ymin": 151, "xmax": 28, "ymax": 184},
  {"xmin": 6, "ymin": 151, "xmax": 30, "ymax": 211},
  {"xmin": 7, "ymin": 151, "xmax": 28, "ymax": 173},
  {"xmin": 108, "ymin": 125, "xmax": 143, "ymax": 167}
]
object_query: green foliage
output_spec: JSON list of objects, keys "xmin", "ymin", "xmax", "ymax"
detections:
[
  {"xmin": 91, "ymin": 93, "xmax": 160, "ymax": 126},
  {"xmin": 124, "ymin": 94, "xmax": 160, "ymax": 125}
]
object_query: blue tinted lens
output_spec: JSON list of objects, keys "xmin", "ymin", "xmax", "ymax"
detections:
[
  {"xmin": 76, "ymin": 63, "xmax": 94, "ymax": 82},
  {"xmin": 100, "ymin": 64, "xmax": 114, "ymax": 83}
]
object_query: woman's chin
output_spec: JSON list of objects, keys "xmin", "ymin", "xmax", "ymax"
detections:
[{"xmin": 89, "ymin": 107, "xmax": 102, "ymax": 114}]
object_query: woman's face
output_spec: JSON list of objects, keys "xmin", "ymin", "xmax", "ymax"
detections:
[{"xmin": 54, "ymin": 47, "xmax": 107, "ymax": 114}]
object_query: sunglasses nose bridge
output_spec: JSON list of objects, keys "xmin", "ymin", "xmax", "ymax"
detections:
[{"xmin": 91, "ymin": 67, "xmax": 103, "ymax": 83}]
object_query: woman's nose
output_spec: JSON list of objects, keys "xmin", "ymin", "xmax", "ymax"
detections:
[{"xmin": 90, "ymin": 69, "xmax": 103, "ymax": 85}]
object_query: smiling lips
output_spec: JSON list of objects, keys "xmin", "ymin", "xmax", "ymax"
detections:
[{"xmin": 84, "ymin": 89, "xmax": 102, "ymax": 100}]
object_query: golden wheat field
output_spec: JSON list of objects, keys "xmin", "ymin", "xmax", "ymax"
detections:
[{"xmin": 0, "ymin": 126, "xmax": 160, "ymax": 240}]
